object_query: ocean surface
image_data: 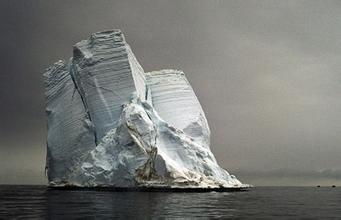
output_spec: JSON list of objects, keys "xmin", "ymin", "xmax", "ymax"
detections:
[{"xmin": 0, "ymin": 185, "xmax": 340, "ymax": 219}]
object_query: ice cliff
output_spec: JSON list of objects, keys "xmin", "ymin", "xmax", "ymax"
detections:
[{"xmin": 44, "ymin": 30, "xmax": 246, "ymax": 189}]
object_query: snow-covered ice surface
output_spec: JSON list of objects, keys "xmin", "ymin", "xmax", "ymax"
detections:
[{"xmin": 44, "ymin": 30, "xmax": 249, "ymax": 190}]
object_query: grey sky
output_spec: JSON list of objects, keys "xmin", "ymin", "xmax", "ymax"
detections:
[{"xmin": 0, "ymin": 0, "xmax": 341, "ymax": 185}]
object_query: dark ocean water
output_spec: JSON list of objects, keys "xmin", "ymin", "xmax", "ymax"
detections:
[{"xmin": 0, "ymin": 185, "xmax": 340, "ymax": 219}]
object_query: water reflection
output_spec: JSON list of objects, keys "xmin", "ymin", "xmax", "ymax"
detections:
[{"xmin": 46, "ymin": 189, "xmax": 237, "ymax": 218}]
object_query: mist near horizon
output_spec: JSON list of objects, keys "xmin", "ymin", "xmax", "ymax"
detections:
[{"xmin": 1, "ymin": 0, "xmax": 341, "ymax": 186}]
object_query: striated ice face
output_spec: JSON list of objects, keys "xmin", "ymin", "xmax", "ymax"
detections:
[
  {"xmin": 44, "ymin": 60, "xmax": 96, "ymax": 183},
  {"xmin": 44, "ymin": 29, "xmax": 246, "ymax": 189},
  {"xmin": 146, "ymin": 70, "xmax": 211, "ymax": 148}
]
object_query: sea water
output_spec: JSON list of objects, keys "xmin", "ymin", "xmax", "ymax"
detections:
[{"xmin": 0, "ymin": 186, "xmax": 340, "ymax": 218}]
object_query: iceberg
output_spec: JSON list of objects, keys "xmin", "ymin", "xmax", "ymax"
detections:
[{"xmin": 44, "ymin": 29, "xmax": 248, "ymax": 190}]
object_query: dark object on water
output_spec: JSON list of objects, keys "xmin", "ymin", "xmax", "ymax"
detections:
[
  {"xmin": 317, "ymin": 185, "xmax": 321, "ymax": 187},
  {"xmin": 332, "ymin": 185, "xmax": 336, "ymax": 188}
]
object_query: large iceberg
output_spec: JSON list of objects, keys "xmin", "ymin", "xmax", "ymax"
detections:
[{"xmin": 44, "ymin": 30, "xmax": 248, "ymax": 190}]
